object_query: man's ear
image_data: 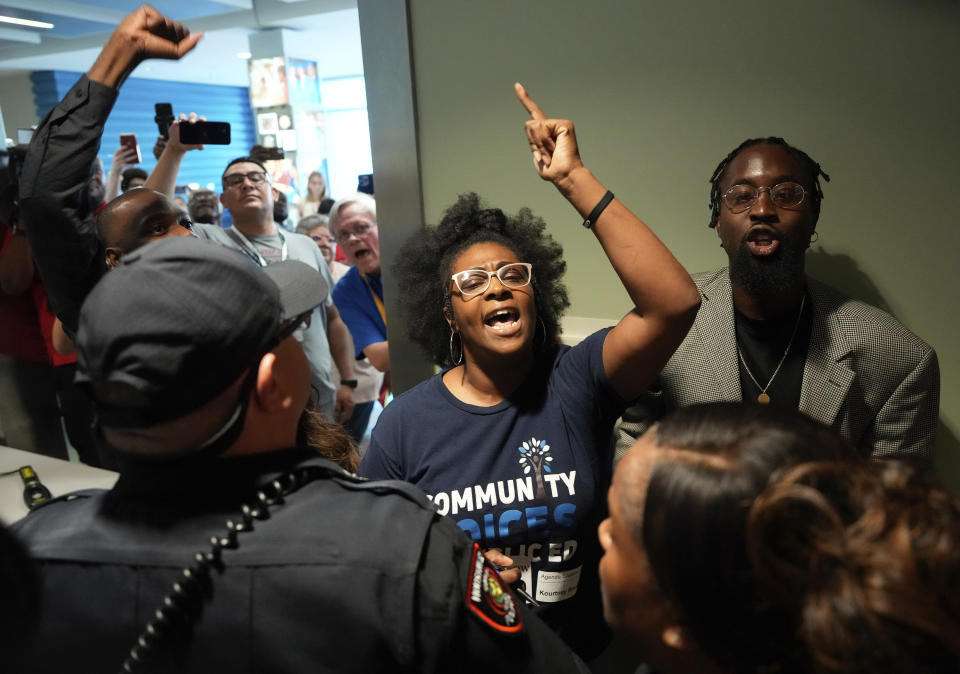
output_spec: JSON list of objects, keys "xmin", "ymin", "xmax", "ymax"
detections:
[
  {"xmin": 105, "ymin": 247, "xmax": 122, "ymax": 268},
  {"xmin": 254, "ymin": 352, "xmax": 294, "ymax": 413}
]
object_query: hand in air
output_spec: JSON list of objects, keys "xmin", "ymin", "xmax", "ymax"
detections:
[
  {"xmin": 112, "ymin": 145, "xmax": 138, "ymax": 170},
  {"xmin": 168, "ymin": 112, "xmax": 207, "ymax": 153},
  {"xmin": 515, "ymin": 82, "xmax": 583, "ymax": 186},
  {"xmin": 152, "ymin": 136, "xmax": 167, "ymax": 161},
  {"xmin": 115, "ymin": 5, "xmax": 203, "ymax": 62}
]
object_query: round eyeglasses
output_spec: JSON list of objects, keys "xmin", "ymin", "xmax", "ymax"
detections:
[
  {"xmin": 451, "ymin": 262, "xmax": 533, "ymax": 297},
  {"xmin": 722, "ymin": 182, "xmax": 806, "ymax": 213}
]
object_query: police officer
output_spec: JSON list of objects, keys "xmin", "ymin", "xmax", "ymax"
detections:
[{"xmin": 13, "ymin": 237, "xmax": 588, "ymax": 673}]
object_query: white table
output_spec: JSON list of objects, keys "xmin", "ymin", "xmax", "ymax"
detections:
[{"xmin": 0, "ymin": 445, "xmax": 118, "ymax": 525}]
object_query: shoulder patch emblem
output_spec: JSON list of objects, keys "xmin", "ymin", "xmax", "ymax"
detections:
[{"xmin": 465, "ymin": 543, "xmax": 524, "ymax": 634}]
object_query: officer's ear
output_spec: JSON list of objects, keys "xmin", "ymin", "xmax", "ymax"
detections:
[{"xmin": 254, "ymin": 351, "xmax": 295, "ymax": 413}]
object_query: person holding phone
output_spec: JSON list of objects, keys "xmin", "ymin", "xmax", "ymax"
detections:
[
  {"xmin": 105, "ymin": 141, "xmax": 141, "ymax": 202},
  {"xmin": 358, "ymin": 84, "xmax": 700, "ymax": 659},
  {"xmin": 146, "ymin": 123, "xmax": 359, "ymax": 425}
]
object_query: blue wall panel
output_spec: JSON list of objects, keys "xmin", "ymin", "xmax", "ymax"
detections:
[{"xmin": 30, "ymin": 71, "xmax": 255, "ymax": 193}]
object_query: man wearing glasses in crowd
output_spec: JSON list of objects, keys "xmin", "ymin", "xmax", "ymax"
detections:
[
  {"xmin": 616, "ymin": 138, "xmax": 939, "ymax": 460},
  {"xmin": 18, "ymin": 9, "xmax": 356, "ymax": 426},
  {"xmin": 188, "ymin": 159, "xmax": 357, "ymax": 424}
]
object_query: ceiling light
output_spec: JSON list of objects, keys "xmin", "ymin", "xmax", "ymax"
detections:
[
  {"xmin": 0, "ymin": 15, "xmax": 54, "ymax": 29},
  {"xmin": 236, "ymin": 51, "xmax": 252, "ymax": 59}
]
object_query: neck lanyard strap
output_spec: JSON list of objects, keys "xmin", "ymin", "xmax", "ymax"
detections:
[
  {"xmin": 226, "ymin": 226, "xmax": 288, "ymax": 267},
  {"xmin": 360, "ymin": 271, "xmax": 387, "ymax": 326}
]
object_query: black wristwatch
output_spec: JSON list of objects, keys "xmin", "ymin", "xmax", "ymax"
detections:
[{"xmin": 340, "ymin": 379, "xmax": 358, "ymax": 389}]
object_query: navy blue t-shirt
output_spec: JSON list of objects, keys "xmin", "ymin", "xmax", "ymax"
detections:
[{"xmin": 361, "ymin": 329, "xmax": 624, "ymax": 657}]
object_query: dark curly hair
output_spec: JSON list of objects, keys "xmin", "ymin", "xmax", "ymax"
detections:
[
  {"xmin": 392, "ymin": 192, "xmax": 569, "ymax": 367},
  {"xmin": 708, "ymin": 137, "xmax": 830, "ymax": 229},
  {"xmin": 748, "ymin": 460, "xmax": 960, "ymax": 674}
]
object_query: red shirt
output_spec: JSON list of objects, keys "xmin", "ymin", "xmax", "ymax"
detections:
[{"xmin": 1, "ymin": 227, "xmax": 76, "ymax": 366}]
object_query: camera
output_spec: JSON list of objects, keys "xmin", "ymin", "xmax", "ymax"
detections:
[{"xmin": 155, "ymin": 103, "xmax": 174, "ymax": 140}]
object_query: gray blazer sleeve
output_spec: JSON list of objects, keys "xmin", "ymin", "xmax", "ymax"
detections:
[{"xmin": 864, "ymin": 346, "xmax": 940, "ymax": 459}]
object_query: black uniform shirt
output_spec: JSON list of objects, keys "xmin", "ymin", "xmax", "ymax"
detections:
[{"xmin": 13, "ymin": 448, "xmax": 590, "ymax": 673}]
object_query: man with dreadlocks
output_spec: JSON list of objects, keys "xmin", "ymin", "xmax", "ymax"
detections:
[{"xmin": 616, "ymin": 138, "xmax": 939, "ymax": 460}]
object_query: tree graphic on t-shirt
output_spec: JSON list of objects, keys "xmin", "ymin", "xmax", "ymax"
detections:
[{"xmin": 517, "ymin": 437, "xmax": 553, "ymax": 499}]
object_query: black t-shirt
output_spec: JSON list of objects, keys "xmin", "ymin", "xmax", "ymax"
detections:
[{"xmin": 734, "ymin": 294, "xmax": 812, "ymax": 410}]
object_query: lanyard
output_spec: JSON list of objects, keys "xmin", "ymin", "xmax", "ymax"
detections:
[
  {"xmin": 360, "ymin": 271, "xmax": 387, "ymax": 326},
  {"xmin": 226, "ymin": 226, "xmax": 288, "ymax": 267}
]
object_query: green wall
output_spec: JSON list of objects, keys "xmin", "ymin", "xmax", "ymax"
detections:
[{"xmin": 399, "ymin": 0, "xmax": 959, "ymax": 486}]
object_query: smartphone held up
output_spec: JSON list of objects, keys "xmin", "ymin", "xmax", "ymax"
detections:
[
  {"xmin": 119, "ymin": 133, "xmax": 142, "ymax": 163},
  {"xmin": 179, "ymin": 121, "xmax": 231, "ymax": 145}
]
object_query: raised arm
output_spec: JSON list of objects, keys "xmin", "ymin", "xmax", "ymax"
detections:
[
  {"xmin": 515, "ymin": 83, "xmax": 700, "ymax": 402},
  {"xmin": 18, "ymin": 5, "xmax": 201, "ymax": 336},
  {"xmin": 105, "ymin": 145, "xmax": 138, "ymax": 202},
  {"xmin": 145, "ymin": 113, "xmax": 206, "ymax": 197}
]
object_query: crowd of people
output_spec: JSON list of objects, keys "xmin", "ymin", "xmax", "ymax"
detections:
[{"xmin": 0, "ymin": 5, "xmax": 955, "ymax": 674}]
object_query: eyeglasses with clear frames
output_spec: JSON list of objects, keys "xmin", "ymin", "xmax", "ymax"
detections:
[
  {"xmin": 722, "ymin": 182, "xmax": 806, "ymax": 214},
  {"xmin": 222, "ymin": 171, "xmax": 270, "ymax": 189},
  {"xmin": 335, "ymin": 222, "xmax": 374, "ymax": 245},
  {"xmin": 451, "ymin": 262, "xmax": 533, "ymax": 297}
]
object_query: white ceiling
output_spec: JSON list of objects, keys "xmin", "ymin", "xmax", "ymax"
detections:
[{"xmin": 0, "ymin": 0, "xmax": 362, "ymax": 85}]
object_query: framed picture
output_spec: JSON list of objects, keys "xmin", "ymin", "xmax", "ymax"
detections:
[
  {"xmin": 257, "ymin": 112, "xmax": 279, "ymax": 135},
  {"xmin": 249, "ymin": 57, "xmax": 289, "ymax": 107}
]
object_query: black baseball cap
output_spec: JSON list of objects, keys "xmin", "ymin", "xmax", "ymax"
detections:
[{"xmin": 75, "ymin": 237, "xmax": 328, "ymax": 428}]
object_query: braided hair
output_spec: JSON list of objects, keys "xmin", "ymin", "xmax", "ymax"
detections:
[
  {"xmin": 392, "ymin": 192, "xmax": 569, "ymax": 367},
  {"xmin": 708, "ymin": 137, "xmax": 830, "ymax": 229}
]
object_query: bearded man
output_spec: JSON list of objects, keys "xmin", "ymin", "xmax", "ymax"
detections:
[{"xmin": 616, "ymin": 138, "xmax": 939, "ymax": 460}]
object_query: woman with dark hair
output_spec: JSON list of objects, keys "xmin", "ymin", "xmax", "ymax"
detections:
[
  {"xmin": 599, "ymin": 401, "xmax": 960, "ymax": 673},
  {"xmin": 600, "ymin": 402, "xmax": 856, "ymax": 673},
  {"xmin": 748, "ymin": 460, "xmax": 960, "ymax": 674},
  {"xmin": 359, "ymin": 85, "xmax": 701, "ymax": 657}
]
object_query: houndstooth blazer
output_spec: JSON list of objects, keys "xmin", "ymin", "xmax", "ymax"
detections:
[{"xmin": 615, "ymin": 268, "xmax": 940, "ymax": 461}]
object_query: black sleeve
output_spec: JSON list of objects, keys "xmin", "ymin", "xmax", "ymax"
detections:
[
  {"xmin": 20, "ymin": 75, "xmax": 116, "ymax": 336},
  {"xmin": 415, "ymin": 516, "xmax": 590, "ymax": 674}
]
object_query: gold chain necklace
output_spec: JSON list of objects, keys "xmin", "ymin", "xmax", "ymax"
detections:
[{"xmin": 736, "ymin": 295, "xmax": 806, "ymax": 404}]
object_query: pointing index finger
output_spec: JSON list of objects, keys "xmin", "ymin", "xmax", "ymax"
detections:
[{"xmin": 514, "ymin": 82, "xmax": 545, "ymax": 120}]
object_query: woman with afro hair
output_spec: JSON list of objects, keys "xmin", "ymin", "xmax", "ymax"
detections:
[{"xmin": 359, "ymin": 84, "xmax": 701, "ymax": 659}]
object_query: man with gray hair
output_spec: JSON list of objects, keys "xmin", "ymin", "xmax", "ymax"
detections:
[{"xmin": 330, "ymin": 193, "xmax": 389, "ymax": 373}]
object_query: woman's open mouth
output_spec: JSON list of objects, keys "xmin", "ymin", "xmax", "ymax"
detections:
[{"xmin": 484, "ymin": 308, "xmax": 521, "ymax": 335}]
